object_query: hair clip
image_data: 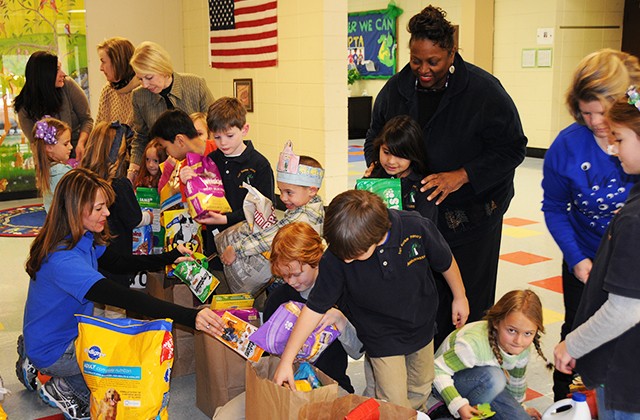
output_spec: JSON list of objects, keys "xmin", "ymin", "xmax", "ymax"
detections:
[
  {"xmin": 35, "ymin": 116, "xmax": 57, "ymax": 145},
  {"xmin": 627, "ymin": 85, "xmax": 640, "ymax": 111}
]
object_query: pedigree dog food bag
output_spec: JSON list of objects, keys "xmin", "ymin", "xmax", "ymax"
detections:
[{"xmin": 75, "ymin": 315, "xmax": 174, "ymax": 419}]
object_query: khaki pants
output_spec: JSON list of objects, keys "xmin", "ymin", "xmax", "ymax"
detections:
[{"xmin": 368, "ymin": 340, "xmax": 434, "ymax": 411}]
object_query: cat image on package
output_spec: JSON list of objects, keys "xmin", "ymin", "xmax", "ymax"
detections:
[
  {"xmin": 215, "ymin": 312, "xmax": 264, "ymax": 363},
  {"xmin": 162, "ymin": 208, "xmax": 203, "ymax": 276}
]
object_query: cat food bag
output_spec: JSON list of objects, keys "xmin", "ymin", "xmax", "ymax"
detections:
[
  {"xmin": 75, "ymin": 315, "xmax": 174, "ymax": 420},
  {"xmin": 216, "ymin": 311, "xmax": 264, "ymax": 362},
  {"xmin": 132, "ymin": 224, "xmax": 153, "ymax": 255},
  {"xmin": 136, "ymin": 187, "xmax": 164, "ymax": 254},
  {"xmin": 250, "ymin": 301, "xmax": 341, "ymax": 363},
  {"xmin": 356, "ymin": 178, "xmax": 403, "ymax": 210},
  {"xmin": 162, "ymin": 208, "xmax": 203, "ymax": 277},
  {"xmin": 185, "ymin": 152, "xmax": 232, "ymax": 218},
  {"xmin": 173, "ymin": 257, "xmax": 220, "ymax": 303}
]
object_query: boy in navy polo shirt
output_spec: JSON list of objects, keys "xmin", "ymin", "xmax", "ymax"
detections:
[
  {"xmin": 188, "ymin": 97, "xmax": 274, "ymax": 261},
  {"xmin": 274, "ymin": 190, "xmax": 469, "ymax": 411}
]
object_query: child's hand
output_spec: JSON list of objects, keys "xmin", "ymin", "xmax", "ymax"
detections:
[
  {"xmin": 458, "ymin": 404, "xmax": 481, "ymax": 420},
  {"xmin": 195, "ymin": 211, "xmax": 228, "ymax": 225},
  {"xmin": 363, "ymin": 162, "xmax": 376, "ymax": 178},
  {"xmin": 173, "ymin": 244, "xmax": 195, "ymax": 263},
  {"xmin": 525, "ymin": 407, "xmax": 541, "ymax": 420},
  {"xmin": 179, "ymin": 166, "xmax": 197, "ymax": 184},
  {"xmin": 221, "ymin": 246, "xmax": 237, "ymax": 265},
  {"xmin": 273, "ymin": 361, "xmax": 296, "ymax": 391},
  {"xmin": 318, "ymin": 308, "xmax": 347, "ymax": 332},
  {"xmin": 452, "ymin": 296, "xmax": 470, "ymax": 328},
  {"xmin": 195, "ymin": 308, "xmax": 224, "ymax": 336},
  {"xmin": 553, "ymin": 341, "xmax": 576, "ymax": 374}
]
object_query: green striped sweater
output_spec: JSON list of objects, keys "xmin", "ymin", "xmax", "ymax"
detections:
[{"xmin": 433, "ymin": 321, "xmax": 530, "ymax": 417}]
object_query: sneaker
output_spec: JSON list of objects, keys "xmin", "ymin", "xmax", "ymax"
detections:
[
  {"xmin": 38, "ymin": 378, "xmax": 89, "ymax": 420},
  {"xmin": 427, "ymin": 401, "xmax": 454, "ymax": 419},
  {"xmin": 15, "ymin": 334, "xmax": 38, "ymax": 391}
]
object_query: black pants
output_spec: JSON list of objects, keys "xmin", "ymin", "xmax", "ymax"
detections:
[
  {"xmin": 552, "ymin": 261, "xmax": 585, "ymax": 401},
  {"xmin": 433, "ymin": 222, "xmax": 503, "ymax": 350}
]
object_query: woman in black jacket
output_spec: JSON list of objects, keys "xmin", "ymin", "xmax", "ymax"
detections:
[{"xmin": 364, "ymin": 5, "xmax": 527, "ymax": 347}]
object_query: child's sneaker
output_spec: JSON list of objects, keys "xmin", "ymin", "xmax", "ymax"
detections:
[
  {"xmin": 15, "ymin": 334, "xmax": 38, "ymax": 391},
  {"xmin": 38, "ymin": 378, "xmax": 89, "ymax": 420},
  {"xmin": 427, "ymin": 401, "xmax": 454, "ymax": 419}
]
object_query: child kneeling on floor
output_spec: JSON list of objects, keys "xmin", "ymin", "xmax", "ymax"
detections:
[
  {"xmin": 274, "ymin": 189, "xmax": 469, "ymax": 411},
  {"xmin": 431, "ymin": 289, "xmax": 552, "ymax": 420},
  {"xmin": 219, "ymin": 141, "xmax": 325, "ymax": 266}
]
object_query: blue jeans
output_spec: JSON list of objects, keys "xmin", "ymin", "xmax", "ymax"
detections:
[
  {"xmin": 39, "ymin": 340, "xmax": 90, "ymax": 406},
  {"xmin": 596, "ymin": 386, "xmax": 640, "ymax": 420},
  {"xmin": 435, "ymin": 366, "xmax": 531, "ymax": 420}
]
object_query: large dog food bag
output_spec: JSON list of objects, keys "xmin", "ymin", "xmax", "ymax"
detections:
[{"xmin": 75, "ymin": 315, "xmax": 174, "ymax": 419}]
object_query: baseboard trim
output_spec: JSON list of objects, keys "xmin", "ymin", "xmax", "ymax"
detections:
[{"xmin": 526, "ymin": 147, "xmax": 546, "ymax": 159}]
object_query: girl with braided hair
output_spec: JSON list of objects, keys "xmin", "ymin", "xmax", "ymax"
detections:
[{"xmin": 432, "ymin": 290, "xmax": 552, "ymax": 420}]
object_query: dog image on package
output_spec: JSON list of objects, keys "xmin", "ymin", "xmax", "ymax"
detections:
[{"xmin": 75, "ymin": 315, "xmax": 174, "ymax": 419}]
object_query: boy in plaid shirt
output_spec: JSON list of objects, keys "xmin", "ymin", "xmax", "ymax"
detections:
[{"xmin": 219, "ymin": 141, "xmax": 324, "ymax": 266}]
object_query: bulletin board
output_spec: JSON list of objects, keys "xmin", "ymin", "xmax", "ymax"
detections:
[{"xmin": 347, "ymin": 4, "xmax": 403, "ymax": 79}]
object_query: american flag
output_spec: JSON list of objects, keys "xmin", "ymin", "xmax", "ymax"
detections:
[{"xmin": 209, "ymin": 0, "xmax": 278, "ymax": 69}]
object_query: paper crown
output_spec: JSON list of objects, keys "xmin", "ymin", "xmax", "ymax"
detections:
[{"xmin": 276, "ymin": 141, "xmax": 324, "ymax": 188}]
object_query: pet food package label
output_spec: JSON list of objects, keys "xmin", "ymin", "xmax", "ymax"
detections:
[
  {"xmin": 185, "ymin": 152, "xmax": 232, "ymax": 218},
  {"xmin": 132, "ymin": 224, "xmax": 153, "ymax": 255},
  {"xmin": 277, "ymin": 140, "xmax": 300, "ymax": 174},
  {"xmin": 75, "ymin": 315, "xmax": 174, "ymax": 420},
  {"xmin": 136, "ymin": 187, "xmax": 164, "ymax": 253},
  {"xmin": 356, "ymin": 178, "xmax": 403, "ymax": 210},
  {"xmin": 250, "ymin": 301, "xmax": 341, "ymax": 363},
  {"xmin": 215, "ymin": 311, "xmax": 264, "ymax": 363},
  {"xmin": 213, "ymin": 307, "xmax": 259, "ymax": 323},
  {"xmin": 242, "ymin": 182, "xmax": 278, "ymax": 233},
  {"xmin": 210, "ymin": 293, "xmax": 255, "ymax": 310},
  {"xmin": 173, "ymin": 258, "xmax": 220, "ymax": 303},
  {"xmin": 159, "ymin": 162, "xmax": 183, "ymax": 212},
  {"xmin": 162, "ymin": 209, "xmax": 203, "ymax": 277}
]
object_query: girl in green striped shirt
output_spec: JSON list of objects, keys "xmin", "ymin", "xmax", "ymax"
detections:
[{"xmin": 432, "ymin": 290, "xmax": 552, "ymax": 419}]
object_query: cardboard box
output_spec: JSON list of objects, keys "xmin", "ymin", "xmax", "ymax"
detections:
[
  {"xmin": 245, "ymin": 356, "xmax": 338, "ymax": 420},
  {"xmin": 195, "ymin": 333, "xmax": 248, "ymax": 417},
  {"xmin": 146, "ymin": 270, "xmax": 196, "ymax": 377},
  {"xmin": 195, "ymin": 311, "xmax": 261, "ymax": 417},
  {"xmin": 210, "ymin": 293, "xmax": 254, "ymax": 310},
  {"xmin": 298, "ymin": 394, "xmax": 417, "ymax": 420}
]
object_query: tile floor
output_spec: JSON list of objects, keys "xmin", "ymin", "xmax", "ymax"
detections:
[{"xmin": 0, "ymin": 144, "xmax": 564, "ymax": 418}]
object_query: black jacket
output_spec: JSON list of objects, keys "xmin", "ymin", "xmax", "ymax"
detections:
[{"xmin": 364, "ymin": 54, "xmax": 527, "ymax": 245}]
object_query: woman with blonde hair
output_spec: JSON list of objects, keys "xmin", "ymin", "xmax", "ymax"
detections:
[
  {"xmin": 127, "ymin": 41, "xmax": 214, "ymax": 182},
  {"xmin": 542, "ymin": 48, "xmax": 640, "ymax": 400},
  {"xmin": 96, "ymin": 37, "xmax": 140, "ymax": 126}
]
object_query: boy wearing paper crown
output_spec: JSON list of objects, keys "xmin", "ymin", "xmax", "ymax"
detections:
[{"xmin": 219, "ymin": 141, "xmax": 325, "ymax": 266}]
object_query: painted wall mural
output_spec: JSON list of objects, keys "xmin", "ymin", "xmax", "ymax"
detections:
[{"xmin": 0, "ymin": 0, "xmax": 87, "ymax": 198}]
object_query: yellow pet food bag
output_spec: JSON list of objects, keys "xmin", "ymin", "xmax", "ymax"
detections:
[{"xmin": 75, "ymin": 315, "xmax": 174, "ymax": 419}]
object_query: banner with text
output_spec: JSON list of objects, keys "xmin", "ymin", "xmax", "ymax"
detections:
[{"xmin": 347, "ymin": 5, "xmax": 402, "ymax": 79}]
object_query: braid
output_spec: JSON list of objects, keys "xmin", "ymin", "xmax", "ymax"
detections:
[
  {"xmin": 487, "ymin": 326, "xmax": 503, "ymax": 366},
  {"xmin": 533, "ymin": 333, "xmax": 554, "ymax": 370}
]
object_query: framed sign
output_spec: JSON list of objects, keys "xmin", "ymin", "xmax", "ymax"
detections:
[
  {"xmin": 233, "ymin": 78, "xmax": 253, "ymax": 112},
  {"xmin": 347, "ymin": 5, "xmax": 403, "ymax": 79}
]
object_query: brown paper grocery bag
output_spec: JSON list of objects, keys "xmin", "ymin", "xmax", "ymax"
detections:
[
  {"xmin": 298, "ymin": 394, "xmax": 418, "ymax": 420},
  {"xmin": 245, "ymin": 356, "xmax": 338, "ymax": 420},
  {"xmin": 195, "ymin": 332, "xmax": 248, "ymax": 417}
]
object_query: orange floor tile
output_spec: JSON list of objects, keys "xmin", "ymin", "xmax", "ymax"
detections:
[
  {"xmin": 530, "ymin": 276, "xmax": 563, "ymax": 294},
  {"xmin": 500, "ymin": 251, "xmax": 552, "ymax": 265},
  {"xmin": 504, "ymin": 217, "xmax": 538, "ymax": 227}
]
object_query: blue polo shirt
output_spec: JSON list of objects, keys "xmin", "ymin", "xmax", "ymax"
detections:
[
  {"xmin": 23, "ymin": 232, "xmax": 106, "ymax": 368},
  {"xmin": 307, "ymin": 209, "xmax": 452, "ymax": 357}
]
